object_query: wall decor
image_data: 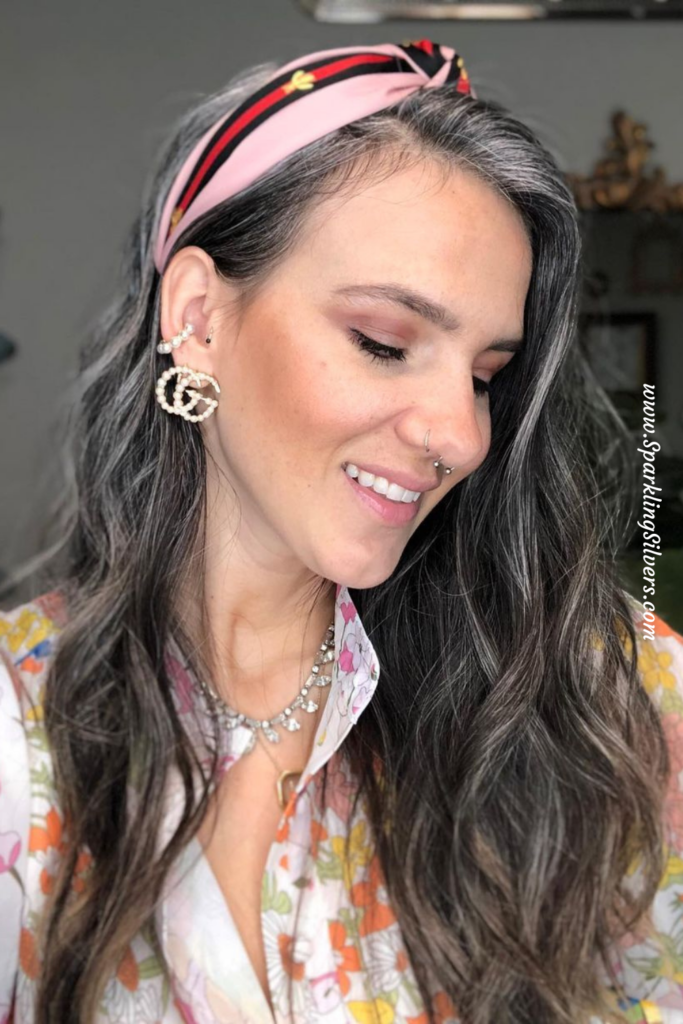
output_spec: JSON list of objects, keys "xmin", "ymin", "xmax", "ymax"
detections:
[
  {"xmin": 578, "ymin": 311, "xmax": 657, "ymax": 396},
  {"xmin": 566, "ymin": 111, "xmax": 683, "ymax": 213},
  {"xmin": 631, "ymin": 219, "xmax": 683, "ymax": 294}
]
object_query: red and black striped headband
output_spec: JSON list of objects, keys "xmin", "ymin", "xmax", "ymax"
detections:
[{"xmin": 154, "ymin": 39, "xmax": 476, "ymax": 273}]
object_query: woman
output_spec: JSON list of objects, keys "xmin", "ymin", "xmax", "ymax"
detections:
[{"xmin": 1, "ymin": 38, "xmax": 681, "ymax": 1024}]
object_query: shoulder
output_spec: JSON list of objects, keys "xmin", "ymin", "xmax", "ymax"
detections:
[
  {"xmin": 0, "ymin": 586, "xmax": 68, "ymax": 796},
  {"xmin": 0, "ymin": 590, "xmax": 67, "ymax": 1010},
  {"xmin": 604, "ymin": 593, "xmax": 683, "ymax": 1017},
  {"xmin": 0, "ymin": 588, "xmax": 68, "ymax": 847},
  {"xmin": 0, "ymin": 588, "xmax": 68, "ymax": 669},
  {"xmin": 620, "ymin": 593, "xmax": 683, "ymax": 866},
  {"xmin": 0, "ymin": 588, "xmax": 68, "ymax": 829},
  {"xmin": 0, "ymin": 589, "xmax": 68, "ymax": 718},
  {"xmin": 622, "ymin": 592, "xmax": 683, "ymax": 715}
]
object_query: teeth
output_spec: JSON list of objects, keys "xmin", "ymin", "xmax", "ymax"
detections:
[{"xmin": 344, "ymin": 464, "xmax": 421, "ymax": 503}]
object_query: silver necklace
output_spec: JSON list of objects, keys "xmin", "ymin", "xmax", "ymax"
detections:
[{"xmin": 196, "ymin": 621, "xmax": 336, "ymax": 755}]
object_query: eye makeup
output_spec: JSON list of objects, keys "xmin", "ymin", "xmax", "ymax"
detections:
[{"xmin": 348, "ymin": 328, "xmax": 492, "ymax": 397}]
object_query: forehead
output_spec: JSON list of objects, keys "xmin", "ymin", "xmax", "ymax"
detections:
[
  {"xmin": 309, "ymin": 158, "xmax": 525, "ymax": 238},
  {"xmin": 283, "ymin": 160, "xmax": 533, "ymax": 323}
]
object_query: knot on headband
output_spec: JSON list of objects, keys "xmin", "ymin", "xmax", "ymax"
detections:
[
  {"xmin": 154, "ymin": 39, "xmax": 476, "ymax": 274},
  {"xmin": 400, "ymin": 37, "xmax": 467, "ymax": 84}
]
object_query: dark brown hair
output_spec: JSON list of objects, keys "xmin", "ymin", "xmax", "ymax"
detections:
[{"xmin": 3, "ymin": 60, "xmax": 666, "ymax": 1024}]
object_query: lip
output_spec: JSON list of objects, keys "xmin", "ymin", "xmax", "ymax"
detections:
[
  {"xmin": 343, "ymin": 467, "xmax": 422, "ymax": 525},
  {"xmin": 342, "ymin": 462, "xmax": 439, "ymax": 494}
]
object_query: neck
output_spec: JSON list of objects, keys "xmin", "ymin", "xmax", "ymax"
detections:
[
  {"xmin": 172, "ymin": 488, "xmax": 337, "ymax": 722},
  {"xmin": 175, "ymin": 582, "xmax": 336, "ymax": 725}
]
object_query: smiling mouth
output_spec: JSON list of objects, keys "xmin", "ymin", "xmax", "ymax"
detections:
[
  {"xmin": 342, "ymin": 466, "xmax": 422, "ymax": 526},
  {"xmin": 341, "ymin": 463, "xmax": 431, "ymax": 501}
]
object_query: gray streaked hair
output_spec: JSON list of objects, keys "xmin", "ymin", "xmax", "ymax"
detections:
[{"xmin": 2, "ymin": 58, "xmax": 664, "ymax": 1024}]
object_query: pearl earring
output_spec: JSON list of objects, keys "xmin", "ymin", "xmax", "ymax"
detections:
[
  {"xmin": 156, "ymin": 322, "xmax": 194, "ymax": 355},
  {"xmin": 155, "ymin": 365, "xmax": 220, "ymax": 422}
]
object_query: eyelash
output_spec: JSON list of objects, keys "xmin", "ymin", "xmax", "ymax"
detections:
[{"xmin": 348, "ymin": 328, "xmax": 492, "ymax": 397}]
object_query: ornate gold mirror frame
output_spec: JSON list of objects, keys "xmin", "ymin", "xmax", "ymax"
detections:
[
  {"xmin": 566, "ymin": 112, "xmax": 683, "ymax": 294},
  {"xmin": 566, "ymin": 111, "xmax": 683, "ymax": 212}
]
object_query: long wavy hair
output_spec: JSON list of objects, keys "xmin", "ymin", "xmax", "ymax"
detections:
[{"xmin": 1, "ymin": 57, "xmax": 667, "ymax": 1024}]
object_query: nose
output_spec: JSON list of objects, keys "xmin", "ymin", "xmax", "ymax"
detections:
[{"xmin": 401, "ymin": 373, "xmax": 490, "ymax": 476}]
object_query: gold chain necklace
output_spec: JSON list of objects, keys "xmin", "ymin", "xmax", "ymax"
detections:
[{"xmin": 255, "ymin": 686, "xmax": 329, "ymax": 810}]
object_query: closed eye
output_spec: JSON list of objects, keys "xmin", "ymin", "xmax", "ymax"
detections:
[{"xmin": 348, "ymin": 328, "xmax": 492, "ymax": 397}]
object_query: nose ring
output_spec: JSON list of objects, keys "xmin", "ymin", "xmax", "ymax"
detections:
[{"xmin": 424, "ymin": 430, "xmax": 453, "ymax": 476}]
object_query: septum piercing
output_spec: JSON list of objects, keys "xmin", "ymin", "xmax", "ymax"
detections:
[{"xmin": 425, "ymin": 430, "xmax": 453, "ymax": 476}]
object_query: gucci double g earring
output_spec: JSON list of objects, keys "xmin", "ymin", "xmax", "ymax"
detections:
[{"xmin": 154, "ymin": 323, "xmax": 220, "ymax": 423}]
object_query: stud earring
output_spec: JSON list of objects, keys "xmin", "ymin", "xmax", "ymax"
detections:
[
  {"xmin": 157, "ymin": 322, "xmax": 194, "ymax": 355},
  {"xmin": 155, "ymin": 365, "xmax": 220, "ymax": 422}
]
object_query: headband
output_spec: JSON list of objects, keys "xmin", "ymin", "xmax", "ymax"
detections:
[{"xmin": 153, "ymin": 39, "xmax": 476, "ymax": 274}]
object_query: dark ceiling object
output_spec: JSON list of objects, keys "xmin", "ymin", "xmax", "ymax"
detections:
[{"xmin": 298, "ymin": 0, "xmax": 683, "ymax": 21}]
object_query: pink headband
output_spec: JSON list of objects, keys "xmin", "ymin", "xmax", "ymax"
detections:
[{"xmin": 153, "ymin": 39, "xmax": 476, "ymax": 274}]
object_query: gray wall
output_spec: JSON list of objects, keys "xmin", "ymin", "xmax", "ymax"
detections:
[{"xmin": 2, "ymin": 2, "xmax": 682, "ymax": 575}]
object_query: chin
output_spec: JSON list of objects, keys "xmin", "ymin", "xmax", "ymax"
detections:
[{"xmin": 323, "ymin": 552, "xmax": 402, "ymax": 593}]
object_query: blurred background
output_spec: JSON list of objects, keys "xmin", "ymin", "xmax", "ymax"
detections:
[{"xmin": 1, "ymin": 1, "xmax": 682, "ymax": 626}]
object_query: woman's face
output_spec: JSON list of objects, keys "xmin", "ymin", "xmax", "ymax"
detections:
[{"xmin": 163, "ymin": 160, "xmax": 532, "ymax": 591}]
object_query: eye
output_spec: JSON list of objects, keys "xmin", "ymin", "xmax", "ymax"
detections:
[
  {"xmin": 348, "ymin": 328, "xmax": 407, "ymax": 363},
  {"xmin": 349, "ymin": 328, "xmax": 492, "ymax": 398}
]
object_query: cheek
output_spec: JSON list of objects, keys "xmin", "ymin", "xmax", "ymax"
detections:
[{"xmin": 222, "ymin": 323, "xmax": 354, "ymax": 465}]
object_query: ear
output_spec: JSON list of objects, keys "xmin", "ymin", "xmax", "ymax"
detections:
[{"xmin": 158, "ymin": 246, "xmax": 235, "ymax": 373}]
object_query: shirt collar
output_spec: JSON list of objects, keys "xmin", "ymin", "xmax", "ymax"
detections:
[{"xmin": 298, "ymin": 582, "xmax": 380, "ymax": 793}]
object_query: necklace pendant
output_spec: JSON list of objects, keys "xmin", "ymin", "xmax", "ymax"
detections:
[
  {"xmin": 302, "ymin": 699, "xmax": 319, "ymax": 713},
  {"xmin": 277, "ymin": 769, "xmax": 302, "ymax": 810},
  {"xmin": 263, "ymin": 725, "xmax": 280, "ymax": 743}
]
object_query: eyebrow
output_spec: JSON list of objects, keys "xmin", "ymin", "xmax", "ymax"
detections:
[{"xmin": 333, "ymin": 282, "xmax": 526, "ymax": 354}]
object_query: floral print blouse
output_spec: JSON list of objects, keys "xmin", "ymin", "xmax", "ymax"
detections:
[{"xmin": 1, "ymin": 583, "xmax": 683, "ymax": 1024}]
